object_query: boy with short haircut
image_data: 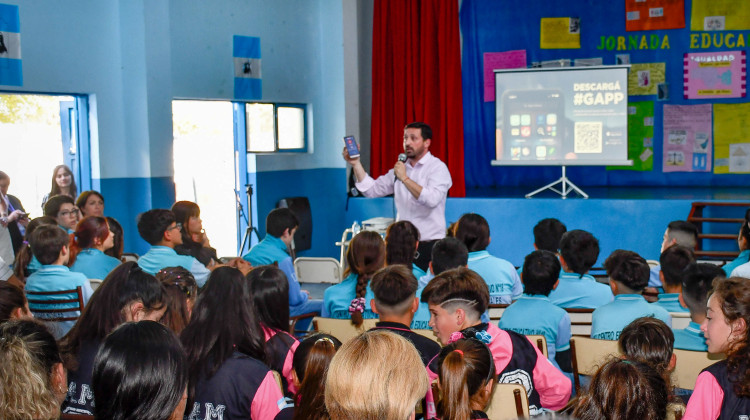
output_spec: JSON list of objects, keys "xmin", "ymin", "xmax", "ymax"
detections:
[
  {"xmin": 137, "ymin": 209, "xmax": 211, "ymax": 287},
  {"xmin": 43, "ymin": 195, "xmax": 79, "ymax": 233},
  {"xmin": 369, "ymin": 265, "xmax": 440, "ymax": 366},
  {"xmin": 533, "ymin": 218, "xmax": 567, "ymax": 252},
  {"xmin": 548, "ymin": 230, "xmax": 613, "ymax": 309},
  {"xmin": 591, "ymin": 250, "xmax": 671, "ymax": 340},
  {"xmin": 24, "ymin": 224, "xmax": 94, "ymax": 338},
  {"xmin": 654, "ymin": 245, "xmax": 694, "ymax": 313},
  {"xmin": 648, "ymin": 220, "xmax": 699, "ymax": 287},
  {"xmin": 421, "ymin": 267, "xmax": 571, "ymax": 417},
  {"xmin": 673, "ymin": 263, "xmax": 725, "ymax": 351},
  {"xmin": 498, "ymin": 250, "xmax": 572, "ymax": 372}
]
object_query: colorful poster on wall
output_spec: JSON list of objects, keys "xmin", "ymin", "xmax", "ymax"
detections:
[
  {"xmin": 691, "ymin": 0, "xmax": 750, "ymax": 31},
  {"xmin": 233, "ymin": 35, "xmax": 262, "ymax": 100},
  {"xmin": 540, "ymin": 18, "xmax": 580, "ymax": 49},
  {"xmin": 484, "ymin": 50, "xmax": 527, "ymax": 102},
  {"xmin": 0, "ymin": 3, "xmax": 22, "ymax": 87},
  {"xmin": 684, "ymin": 51, "xmax": 746, "ymax": 99},
  {"xmin": 626, "ymin": 0, "xmax": 685, "ymax": 31},
  {"xmin": 628, "ymin": 63, "xmax": 666, "ymax": 96},
  {"xmin": 714, "ymin": 103, "xmax": 750, "ymax": 173},
  {"xmin": 662, "ymin": 104, "xmax": 712, "ymax": 173},
  {"xmin": 608, "ymin": 101, "xmax": 654, "ymax": 171}
]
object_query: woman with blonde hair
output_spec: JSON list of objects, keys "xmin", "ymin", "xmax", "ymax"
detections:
[{"xmin": 325, "ymin": 329, "xmax": 429, "ymax": 420}]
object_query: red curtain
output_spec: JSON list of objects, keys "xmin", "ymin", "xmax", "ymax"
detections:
[{"xmin": 371, "ymin": 0, "xmax": 465, "ymax": 197}]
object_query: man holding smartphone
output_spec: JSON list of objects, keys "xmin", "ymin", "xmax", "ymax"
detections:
[{"xmin": 342, "ymin": 122, "xmax": 452, "ymax": 271}]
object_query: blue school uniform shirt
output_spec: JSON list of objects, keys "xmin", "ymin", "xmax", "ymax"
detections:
[
  {"xmin": 138, "ymin": 246, "xmax": 209, "ymax": 287},
  {"xmin": 591, "ymin": 294, "xmax": 672, "ymax": 340},
  {"xmin": 242, "ymin": 235, "xmax": 309, "ymax": 307},
  {"xmin": 411, "ymin": 286, "xmax": 432, "ymax": 330},
  {"xmin": 69, "ymin": 248, "xmax": 121, "ymax": 280},
  {"xmin": 322, "ymin": 273, "xmax": 377, "ymax": 320},
  {"xmin": 648, "ymin": 265, "xmax": 662, "ymax": 288},
  {"xmin": 653, "ymin": 293, "xmax": 689, "ymax": 313},
  {"xmin": 468, "ymin": 250, "xmax": 522, "ymax": 304},
  {"xmin": 549, "ymin": 271, "xmax": 614, "ymax": 309},
  {"xmin": 673, "ymin": 321, "xmax": 708, "ymax": 351},
  {"xmin": 723, "ymin": 250, "xmax": 750, "ymax": 277},
  {"xmin": 25, "ymin": 265, "xmax": 94, "ymax": 338},
  {"xmin": 27, "ymin": 255, "xmax": 42, "ymax": 274},
  {"xmin": 412, "ymin": 264, "xmax": 427, "ymax": 280},
  {"xmin": 497, "ymin": 294, "xmax": 571, "ymax": 368},
  {"xmin": 418, "ymin": 271, "xmax": 434, "ymax": 288}
]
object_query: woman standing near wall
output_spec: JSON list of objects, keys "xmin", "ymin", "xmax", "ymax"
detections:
[{"xmin": 41, "ymin": 165, "xmax": 77, "ymax": 210}]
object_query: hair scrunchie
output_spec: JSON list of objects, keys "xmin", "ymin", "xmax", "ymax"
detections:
[
  {"xmin": 348, "ymin": 297, "xmax": 365, "ymax": 315},
  {"xmin": 450, "ymin": 328, "xmax": 493, "ymax": 345}
]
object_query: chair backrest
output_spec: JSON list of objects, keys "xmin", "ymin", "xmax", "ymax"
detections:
[
  {"xmin": 526, "ymin": 334, "xmax": 548, "ymax": 358},
  {"xmin": 485, "ymin": 383, "xmax": 530, "ymax": 420},
  {"xmin": 26, "ymin": 286, "xmax": 84, "ymax": 322},
  {"xmin": 121, "ymin": 253, "xmax": 139, "ymax": 263},
  {"xmin": 488, "ymin": 303, "xmax": 508, "ymax": 322},
  {"xmin": 294, "ymin": 257, "xmax": 342, "ymax": 284},
  {"xmin": 88, "ymin": 279, "xmax": 103, "ymax": 291},
  {"xmin": 566, "ymin": 308, "xmax": 595, "ymax": 336},
  {"xmin": 313, "ymin": 317, "xmax": 368, "ymax": 343},
  {"xmin": 570, "ymin": 336, "xmax": 621, "ymax": 394},
  {"xmin": 670, "ymin": 311, "xmax": 691, "ymax": 330},
  {"xmin": 672, "ymin": 348, "xmax": 725, "ymax": 390}
]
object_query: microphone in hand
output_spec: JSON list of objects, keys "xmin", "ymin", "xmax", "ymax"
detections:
[{"xmin": 394, "ymin": 153, "xmax": 407, "ymax": 184}]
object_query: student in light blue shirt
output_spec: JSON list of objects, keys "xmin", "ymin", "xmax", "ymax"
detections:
[
  {"xmin": 243, "ymin": 208, "xmax": 323, "ymax": 322},
  {"xmin": 24, "ymin": 224, "xmax": 94, "ymax": 338},
  {"xmin": 68, "ymin": 216, "xmax": 121, "ymax": 280},
  {"xmin": 498, "ymin": 250, "xmax": 572, "ymax": 372},
  {"xmin": 653, "ymin": 245, "xmax": 694, "ymax": 313},
  {"xmin": 591, "ymin": 250, "xmax": 671, "ymax": 340},
  {"xmin": 322, "ymin": 230, "xmax": 384, "ymax": 323},
  {"xmin": 384, "ymin": 221, "xmax": 427, "ymax": 280},
  {"xmin": 673, "ymin": 263, "xmax": 726, "ymax": 351},
  {"xmin": 454, "ymin": 213, "xmax": 522, "ymax": 304},
  {"xmin": 648, "ymin": 220, "xmax": 699, "ymax": 288},
  {"xmin": 136, "ymin": 209, "xmax": 211, "ymax": 287},
  {"xmin": 518, "ymin": 218, "xmax": 568, "ymax": 277},
  {"xmin": 549, "ymin": 230, "xmax": 613, "ymax": 309},
  {"xmin": 723, "ymin": 213, "xmax": 750, "ymax": 276},
  {"xmin": 43, "ymin": 194, "xmax": 79, "ymax": 235}
]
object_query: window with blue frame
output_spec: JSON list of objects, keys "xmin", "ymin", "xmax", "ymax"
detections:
[{"xmin": 245, "ymin": 102, "xmax": 308, "ymax": 153}]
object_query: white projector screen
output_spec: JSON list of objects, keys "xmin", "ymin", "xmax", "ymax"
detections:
[{"xmin": 492, "ymin": 66, "xmax": 632, "ymax": 166}]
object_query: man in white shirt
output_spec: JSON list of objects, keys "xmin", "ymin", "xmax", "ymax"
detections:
[{"xmin": 343, "ymin": 122, "xmax": 452, "ymax": 270}]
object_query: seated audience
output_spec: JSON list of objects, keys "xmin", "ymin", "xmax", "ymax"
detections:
[
  {"xmin": 59, "ymin": 262, "xmax": 165, "ymax": 415},
  {"xmin": 674, "ymin": 263, "xmax": 725, "ymax": 351},
  {"xmin": 76, "ymin": 190, "xmax": 105, "ymax": 218},
  {"xmin": 92, "ymin": 321, "xmax": 188, "ymax": 420},
  {"xmin": 649, "ymin": 220, "xmax": 699, "ymax": 287},
  {"xmin": 549, "ymin": 230, "xmax": 613, "ymax": 308},
  {"xmin": 385, "ymin": 220, "xmax": 426, "ymax": 279},
  {"xmin": 369, "ymin": 265, "xmax": 440, "ymax": 365},
  {"xmin": 68, "ymin": 216, "xmax": 121, "ymax": 280},
  {"xmin": 248, "ymin": 264, "xmax": 299, "ymax": 396},
  {"xmin": 104, "ymin": 216, "xmax": 124, "ymax": 260},
  {"xmin": 434, "ymin": 339, "xmax": 496, "ymax": 420},
  {"xmin": 136, "ymin": 209, "xmax": 211, "ymax": 287},
  {"xmin": 172, "ymin": 200, "xmax": 218, "ymax": 267},
  {"xmin": 498, "ymin": 250, "xmax": 572, "ymax": 372},
  {"xmin": 180, "ymin": 267, "xmax": 292, "ymax": 419},
  {"xmin": 24, "ymin": 224, "xmax": 94, "ymax": 338},
  {"xmin": 422, "ymin": 267, "xmax": 571, "ymax": 417},
  {"xmin": 325, "ymin": 330, "xmax": 429, "ymax": 420},
  {"xmin": 12, "ymin": 216, "xmax": 57, "ymax": 283},
  {"xmin": 243, "ymin": 208, "xmax": 322, "ymax": 324},
  {"xmin": 43, "ymin": 194, "xmax": 79, "ymax": 233},
  {"xmin": 723, "ymin": 208, "xmax": 750, "ymax": 277},
  {"xmin": 683, "ymin": 277, "xmax": 750, "ymax": 420},
  {"xmin": 573, "ymin": 358, "xmax": 668, "ymax": 420},
  {"xmin": 591, "ymin": 250, "xmax": 671, "ymax": 340},
  {"xmin": 418, "ymin": 235, "xmax": 469, "ymax": 288},
  {"xmin": 156, "ymin": 266, "xmax": 197, "ymax": 334},
  {"xmin": 0, "ymin": 319, "xmax": 68, "ymax": 419},
  {"xmin": 454, "ymin": 213, "xmax": 522, "ymax": 304},
  {"xmin": 653, "ymin": 245, "xmax": 694, "ymax": 313},
  {"xmin": 0, "ymin": 282, "xmax": 31, "ymax": 323},
  {"xmin": 322, "ymin": 230, "xmax": 384, "ymax": 324},
  {"xmin": 533, "ymin": 218, "xmax": 567, "ymax": 253},
  {"xmin": 291, "ymin": 333, "xmax": 342, "ymax": 420}
]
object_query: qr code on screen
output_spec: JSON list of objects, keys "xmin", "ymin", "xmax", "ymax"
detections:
[{"xmin": 574, "ymin": 122, "xmax": 603, "ymax": 153}]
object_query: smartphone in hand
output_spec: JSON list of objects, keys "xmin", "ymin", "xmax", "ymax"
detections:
[{"xmin": 343, "ymin": 135, "xmax": 360, "ymax": 159}]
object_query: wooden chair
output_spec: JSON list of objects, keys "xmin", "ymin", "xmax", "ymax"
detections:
[
  {"xmin": 670, "ymin": 311, "xmax": 691, "ymax": 329},
  {"xmin": 672, "ymin": 348, "xmax": 724, "ymax": 390},
  {"xmin": 26, "ymin": 286, "xmax": 84, "ymax": 322},
  {"xmin": 488, "ymin": 303, "xmax": 509, "ymax": 322},
  {"xmin": 485, "ymin": 383, "xmax": 530, "ymax": 420},
  {"xmin": 565, "ymin": 308, "xmax": 594, "ymax": 336},
  {"xmin": 526, "ymin": 334, "xmax": 548, "ymax": 358},
  {"xmin": 570, "ymin": 336, "xmax": 620, "ymax": 394},
  {"xmin": 313, "ymin": 317, "xmax": 373, "ymax": 343},
  {"xmin": 289, "ymin": 311, "xmax": 318, "ymax": 335},
  {"xmin": 88, "ymin": 279, "xmax": 103, "ymax": 291}
]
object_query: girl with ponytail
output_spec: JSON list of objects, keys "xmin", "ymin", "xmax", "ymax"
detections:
[
  {"xmin": 322, "ymin": 230, "xmax": 385, "ymax": 326},
  {"xmin": 291, "ymin": 333, "xmax": 342, "ymax": 420},
  {"xmin": 68, "ymin": 216, "xmax": 121, "ymax": 280},
  {"xmin": 435, "ymin": 339, "xmax": 496, "ymax": 420}
]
